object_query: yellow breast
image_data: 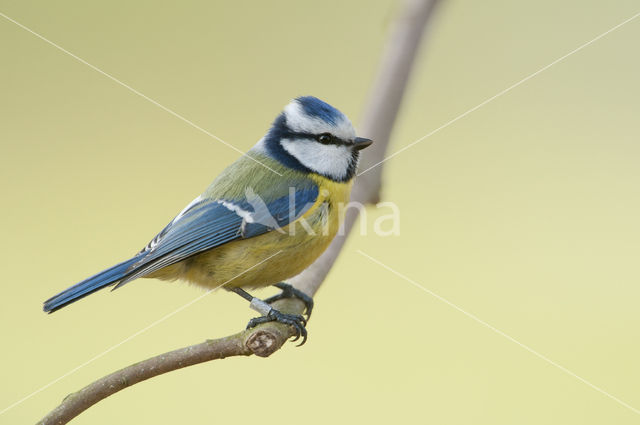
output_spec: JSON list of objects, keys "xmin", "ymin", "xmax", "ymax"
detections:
[{"xmin": 147, "ymin": 176, "xmax": 353, "ymax": 290}]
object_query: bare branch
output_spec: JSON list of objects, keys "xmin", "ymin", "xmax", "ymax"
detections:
[
  {"xmin": 37, "ymin": 1, "xmax": 440, "ymax": 423},
  {"xmin": 290, "ymin": 0, "xmax": 441, "ymax": 297},
  {"xmin": 37, "ymin": 299, "xmax": 306, "ymax": 425}
]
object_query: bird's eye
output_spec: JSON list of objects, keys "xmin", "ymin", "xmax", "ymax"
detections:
[{"xmin": 317, "ymin": 133, "xmax": 333, "ymax": 144}]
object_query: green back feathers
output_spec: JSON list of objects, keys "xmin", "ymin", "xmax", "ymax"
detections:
[{"xmin": 204, "ymin": 150, "xmax": 316, "ymax": 202}]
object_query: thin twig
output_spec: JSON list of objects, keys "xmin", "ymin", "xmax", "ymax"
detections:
[
  {"xmin": 37, "ymin": 1, "xmax": 440, "ymax": 423},
  {"xmin": 37, "ymin": 299, "xmax": 305, "ymax": 425},
  {"xmin": 290, "ymin": 0, "xmax": 441, "ymax": 297}
]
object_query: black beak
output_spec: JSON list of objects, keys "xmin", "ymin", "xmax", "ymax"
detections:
[{"xmin": 353, "ymin": 137, "xmax": 373, "ymax": 150}]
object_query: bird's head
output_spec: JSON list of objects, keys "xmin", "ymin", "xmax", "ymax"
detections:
[{"xmin": 260, "ymin": 96, "xmax": 372, "ymax": 182}]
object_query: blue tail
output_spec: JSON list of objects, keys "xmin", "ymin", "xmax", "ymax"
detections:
[{"xmin": 43, "ymin": 255, "xmax": 143, "ymax": 313}]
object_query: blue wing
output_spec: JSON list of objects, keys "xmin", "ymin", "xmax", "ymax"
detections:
[
  {"xmin": 115, "ymin": 185, "xmax": 319, "ymax": 286},
  {"xmin": 43, "ymin": 184, "xmax": 318, "ymax": 313}
]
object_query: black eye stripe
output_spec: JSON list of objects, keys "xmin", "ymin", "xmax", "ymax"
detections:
[{"xmin": 285, "ymin": 131, "xmax": 348, "ymax": 146}]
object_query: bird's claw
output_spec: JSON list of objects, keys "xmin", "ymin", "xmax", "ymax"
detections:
[
  {"xmin": 246, "ymin": 308, "xmax": 308, "ymax": 346},
  {"xmin": 264, "ymin": 282, "xmax": 314, "ymax": 319}
]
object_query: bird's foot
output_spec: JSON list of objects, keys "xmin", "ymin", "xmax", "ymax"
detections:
[
  {"xmin": 264, "ymin": 282, "xmax": 314, "ymax": 319},
  {"xmin": 246, "ymin": 308, "xmax": 308, "ymax": 346}
]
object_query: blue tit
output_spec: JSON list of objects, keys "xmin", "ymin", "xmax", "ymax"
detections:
[{"xmin": 43, "ymin": 96, "xmax": 372, "ymax": 344}]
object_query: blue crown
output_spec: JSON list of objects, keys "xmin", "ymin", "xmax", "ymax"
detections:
[{"xmin": 295, "ymin": 96, "xmax": 343, "ymax": 125}]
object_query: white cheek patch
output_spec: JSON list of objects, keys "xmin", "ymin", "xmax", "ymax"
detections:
[
  {"xmin": 281, "ymin": 138, "xmax": 352, "ymax": 181},
  {"xmin": 283, "ymin": 102, "xmax": 356, "ymax": 142}
]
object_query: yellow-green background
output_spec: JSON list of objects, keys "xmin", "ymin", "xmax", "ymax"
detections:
[{"xmin": 2, "ymin": 1, "xmax": 639, "ymax": 423}]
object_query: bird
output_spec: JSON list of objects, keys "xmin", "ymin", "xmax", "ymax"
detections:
[{"xmin": 43, "ymin": 96, "xmax": 372, "ymax": 345}]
